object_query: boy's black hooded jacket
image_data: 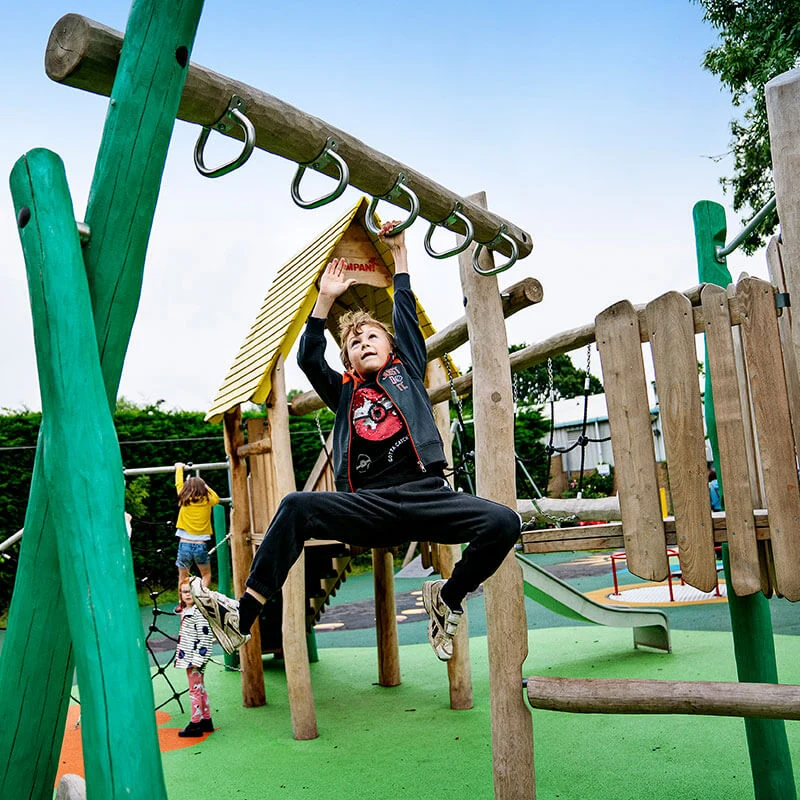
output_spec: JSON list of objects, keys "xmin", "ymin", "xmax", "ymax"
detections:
[{"xmin": 298, "ymin": 273, "xmax": 446, "ymax": 492}]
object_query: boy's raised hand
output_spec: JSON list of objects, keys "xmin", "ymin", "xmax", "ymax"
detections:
[
  {"xmin": 319, "ymin": 258, "xmax": 357, "ymax": 299},
  {"xmin": 378, "ymin": 220, "xmax": 405, "ymax": 250}
]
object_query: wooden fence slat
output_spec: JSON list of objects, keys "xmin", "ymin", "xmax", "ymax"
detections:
[
  {"xmin": 701, "ymin": 284, "xmax": 761, "ymax": 595},
  {"xmin": 595, "ymin": 301, "xmax": 668, "ymax": 581},
  {"xmin": 737, "ymin": 277, "xmax": 800, "ymax": 600},
  {"xmin": 646, "ymin": 292, "xmax": 717, "ymax": 592}
]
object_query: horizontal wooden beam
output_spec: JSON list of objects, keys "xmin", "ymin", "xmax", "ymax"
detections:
[
  {"xmin": 521, "ymin": 510, "xmax": 771, "ymax": 554},
  {"xmin": 426, "ymin": 285, "xmax": 748, "ymax": 406},
  {"xmin": 526, "ymin": 676, "xmax": 800, "ymax": 719},
  {"xmin": 45, "ymin": 13, "xmax": 533, "ymax": 260},
  {"xmin": 426, "ymin": 277, "xmax": 543, "ymax": 360},
  {"xmin": 289, "ymin": 277, "xmax": 542, "ymax": 416},
  {"xmin": 236, "ymin": 435, "xmax": 272, "ymax": 458}
]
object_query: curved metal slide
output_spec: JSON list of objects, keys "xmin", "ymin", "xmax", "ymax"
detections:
[{"xmin": 515, "ymin": 552, "xmax": 671, "ymax": 652}]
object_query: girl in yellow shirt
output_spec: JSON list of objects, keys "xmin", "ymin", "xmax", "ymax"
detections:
[{"xmin": 174, "ymin": 462, "xmax": 219, "ymax": 590}]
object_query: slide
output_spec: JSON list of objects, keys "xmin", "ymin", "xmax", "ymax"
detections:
[{"xmin": 515, "ymin": 552, "xmax": 671, "ymax": 652}]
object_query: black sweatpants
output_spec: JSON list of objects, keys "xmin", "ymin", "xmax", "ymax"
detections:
[{"xmin": 245, "ymin": 476, "xmax": 521, "ymax": 608}]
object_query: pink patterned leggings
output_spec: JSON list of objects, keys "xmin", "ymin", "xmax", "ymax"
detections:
[{"xmin": 187, "ymin": 668, "xmax": 210, "ymax": 723}]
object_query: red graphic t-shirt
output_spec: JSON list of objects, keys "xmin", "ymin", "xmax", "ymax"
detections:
[{"xmin": 349, "ymin": 382, "xmax": 419, "ymax": 489}]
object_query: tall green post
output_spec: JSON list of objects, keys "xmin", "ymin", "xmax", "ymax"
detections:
[
  {"xmin": 212, "ymin": 504, "xmax": 239, "ymax": 669},
  {"xmin": 0, "ymin": 2, "xmax": 204, "ymax": 796},
  {"xmin": 693, "ymin": 200, "xmax": 796, "ymax": 799}
]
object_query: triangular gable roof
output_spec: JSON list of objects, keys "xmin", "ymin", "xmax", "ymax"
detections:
[{"xmin": 205, "ymin": 197, "xmax": 442, "ymax": 422}]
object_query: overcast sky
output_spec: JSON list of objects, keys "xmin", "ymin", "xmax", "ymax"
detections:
[{"xmin": 0, "ymin": 1, "xmax": 769, "ymax": 414}]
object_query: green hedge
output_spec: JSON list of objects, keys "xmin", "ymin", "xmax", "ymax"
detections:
[{"xmin": 0, "ymin": 402, "xmax": 333, "ymax": 614}]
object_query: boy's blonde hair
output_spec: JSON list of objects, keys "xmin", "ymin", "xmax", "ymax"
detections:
[{"xmin": 337, "ymin": 310, "xmax": 395, "ymax": 369}]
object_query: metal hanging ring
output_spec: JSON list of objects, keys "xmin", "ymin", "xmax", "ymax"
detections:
[
  {"xmin": 365, "ymin": 173, "xmax": 420, "ymax": 237},
  {"xmin": 290, "ymin": 138, "xmax": 350, "ymax": 210},
  {"xmin": 194, "ymin": 96, "xmax": 256, "ymax": 179},
  {"xmin": 472, "ymin": 230, "xmax": 519, "ymax": 276},
  {"xmin": 423, "ymin": 206, "xmax": 474, "ymax": 259}
]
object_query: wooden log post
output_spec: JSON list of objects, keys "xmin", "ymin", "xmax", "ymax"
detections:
[
  {"xmin": 372, "ymin": 548, "xmax": 401, "ymax": 687},
  {"xmin": 0, "ymin": 2, "xmax": 203, "ymax": 796},
  {"xmin": 267, "ymin": 355, "xmax": 318, "ymax": 740},
  {"xmin": 458, "ymin": 192, "xmax": 533, "ymax": 799},
  {"xmin": 223, "ymin": 408, "xmax": 266, "ymax": 707},
  {"xmin": 426, "ymin": 358, "xmax": 473, "ymax": 710},
  {"xmin": 766, "ymin": 68, "xmax": 800, "ymax": 384}
]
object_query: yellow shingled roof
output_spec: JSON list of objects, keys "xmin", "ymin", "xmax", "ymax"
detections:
[{"xmin": 205, "ymin": 197, "xmax": 442, "ymax": 422}]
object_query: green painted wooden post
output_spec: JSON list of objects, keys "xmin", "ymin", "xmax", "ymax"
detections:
[
  {"xmin": 694, "ymin": 200, "xmax": 796, "ymax": 800},
  {"xmin": 0, "ymin": 2, "xmax": 204, "ymax": 795},
  {"xmin": 12, "ymin": 148, "xmax": 166, "ymax": 797},
  {"xmin": 212, "ymin": 504, "xmax": 239, "ymax": 669},
  {"xmin": 0, "ymin": 454, "xmax": 75, "ymax": 798}
]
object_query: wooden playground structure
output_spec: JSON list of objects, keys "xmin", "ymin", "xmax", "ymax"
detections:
[{"xmin": 3, "ymin": 3, "xmax": 800, "ymax": 799}]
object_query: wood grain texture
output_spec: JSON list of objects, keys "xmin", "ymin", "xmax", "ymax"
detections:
[
  {"xmin": 701, "ymin": 285, "xmax": 761, "ymax": 595},
  {"xmin": 223, "ymin": 409, "xmax": 267, "ymax": 707},
  {"xmin": 427, "ymin": 359, "xmax": 473, "ymax": 710},
  {"xmin": 595, "ymin": 300, "xmax": 668, "ymax": 582},
  {"xmin": 526, "ymin": 676, "xmax": 800, "ymax": 718},
  {"xmin": 372, "ymin": 548, "xmax": 401, "ymax": 687},
  {"xmin": 458, "ymin": 192, "xmax": 533, "ymax": 800},
  {"xmin": 268, "ymin": 355, "xmax": 318, "ymax": 739},
  {"xmin": 737, "ymin": 277, "xmax": 800, "ymax": 600},
  {"xmin": 646, "ymin": 292, "xmax": 717, "ymax": 592}
]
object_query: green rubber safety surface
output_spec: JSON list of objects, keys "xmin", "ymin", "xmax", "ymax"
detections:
[{"xmin": 154, "ymin": 627, "xmax": 800, "ymax": 799}]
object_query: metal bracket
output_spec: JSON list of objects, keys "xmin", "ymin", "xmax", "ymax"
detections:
[{"xmin": 775, "ymin": 292, "xmax": 791, "ymax": 309}]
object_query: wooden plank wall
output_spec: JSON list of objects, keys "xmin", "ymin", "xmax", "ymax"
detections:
[{"xmin": 537, "ymin": 277, "xmax": 800, "ymax": 602}]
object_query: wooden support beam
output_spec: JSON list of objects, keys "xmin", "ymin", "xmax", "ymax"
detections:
[
  {"xmin": 426, "ymin": 288, "xmax": 746, "ymax": 407},
  {"xmin": 268, "ymin": 355, "xmax": 318, "ymax": 740},
  {"xmin": 427, "ymin": 358, "xmax": 473, "ymax": 711},
  {"xmin": 289, "ymin": 277, "xmax": 543, "ymax": 417},
  {"xmin": 372, "ymin": 548, "xmax": 400, "ymax": 687},
  {"xmin": 459, "ymin": 192, "xmax": 533, "ymax": 799},
  {"xmin": 525, "ymin": 676, "xmax": 800, "ymax": 719},
  {"xmin": 45, "ymin": 14, "xmax": 532, "ymax": 260},
  {"xmin": 222, "ymin": 408, "xmax": 266, "ymax": 708},
  {"xmin": 521, "ymin": 510, "xmax": 773, "ymax": 555}
]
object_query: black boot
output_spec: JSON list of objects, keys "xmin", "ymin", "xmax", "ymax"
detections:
[
  {"xmin": 178, "ymin": 721, "xmax": 205, "ymax": 738},
  {"xmin": 200, "ymin": 717, "xmax": 214, "ymax": 732}
]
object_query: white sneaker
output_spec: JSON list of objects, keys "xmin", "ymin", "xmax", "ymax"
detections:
[
  {"xmin": 422, "ymin": 580, "xmax": 462, "ymax": 662},
  {"xmin": 189, "ymin": 577, "xmax": 251, "ymax": 654}
]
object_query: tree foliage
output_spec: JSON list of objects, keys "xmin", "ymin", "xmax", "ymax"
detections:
[{"xmin": 697, "ymin": 0, "xmax": 800, "ymax": 252}]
